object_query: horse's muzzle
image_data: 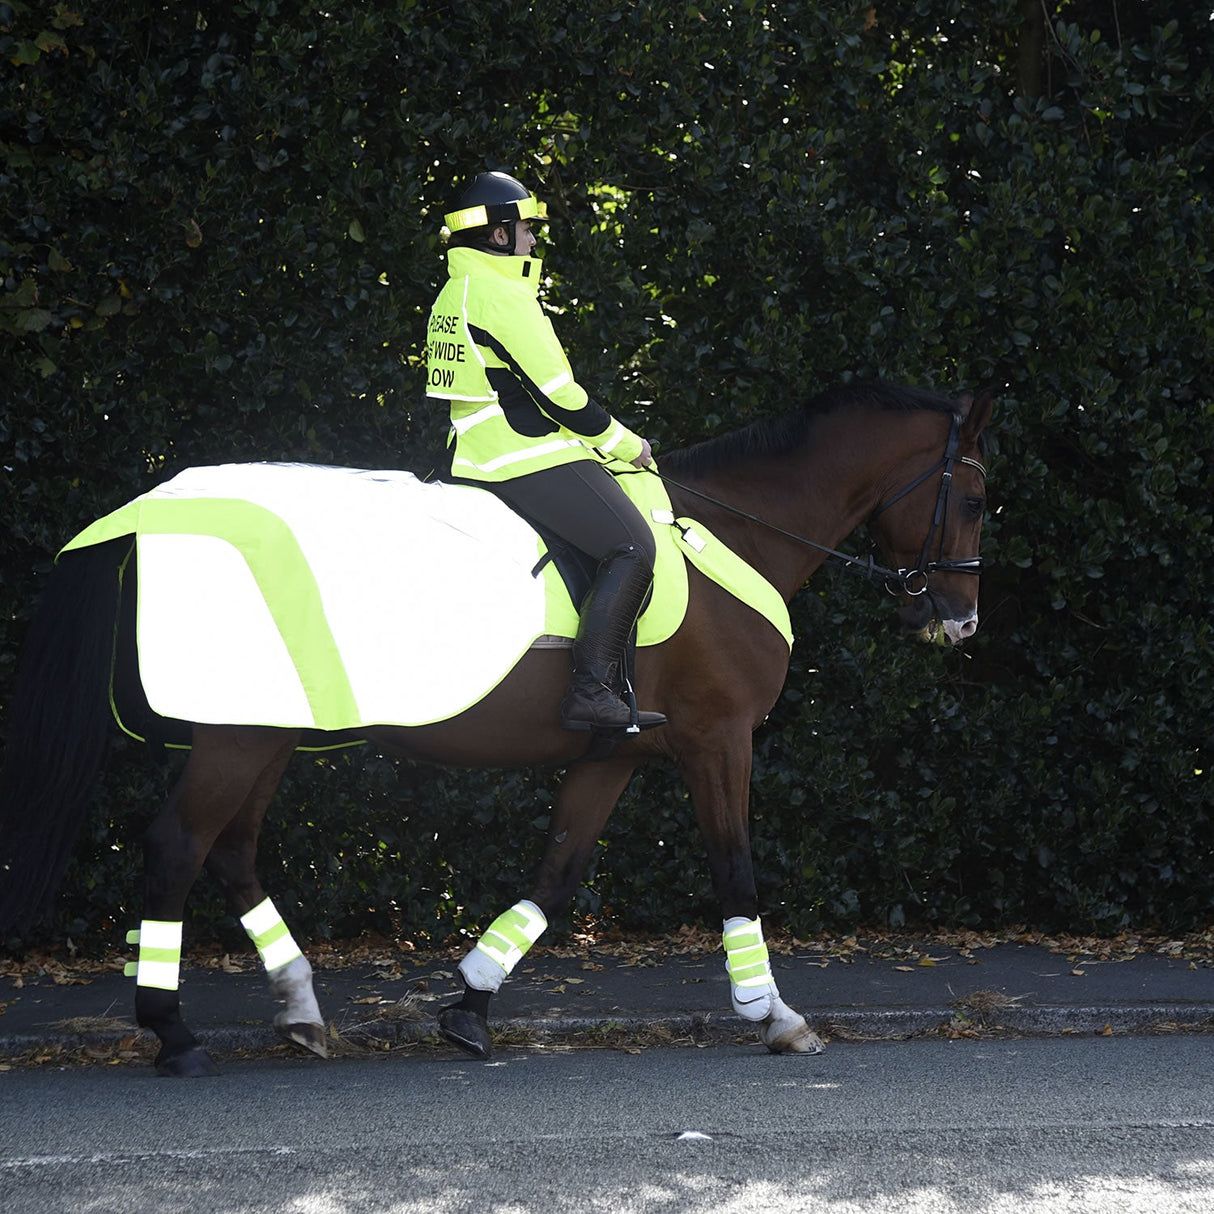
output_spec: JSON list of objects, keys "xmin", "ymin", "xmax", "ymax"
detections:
[{"xmin": 896, "ymin": 594, "xmax": 978, "ymax": 645}]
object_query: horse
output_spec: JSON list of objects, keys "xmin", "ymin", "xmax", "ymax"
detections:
[{"xmin": 0, "ymin": 381, "xmax": 992, "ymax": 1076}]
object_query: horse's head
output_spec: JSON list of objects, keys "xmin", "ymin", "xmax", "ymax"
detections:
[{"xmin": 867, "ymin": 391, "xmax": 993, "ymax": 645}]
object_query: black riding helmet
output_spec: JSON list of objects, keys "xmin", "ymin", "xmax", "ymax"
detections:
[{"xmin": 443, "ymin": 171, "xmax": 547, "ymax": 253}]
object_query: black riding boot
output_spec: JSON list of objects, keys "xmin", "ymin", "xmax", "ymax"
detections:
[{"xmin": 560, "ymin": 545, "xmax": 667, "ymax": 733}]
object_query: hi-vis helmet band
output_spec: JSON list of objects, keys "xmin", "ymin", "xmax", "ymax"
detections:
[{"xmin": 444, "ymin": 195, "xmax": 548, "ymax": 233}]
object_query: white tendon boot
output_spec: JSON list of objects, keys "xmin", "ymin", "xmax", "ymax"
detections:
[
  {"xmin": 458, "ymin": 900, "xmax": 548, "ymax": 993},
  {"xmin": 266, "ymin": 954, "xmax": 327, "ymax": 1057},
  {"xmin": 241, "ymin": 897, "xmax": 327, "ymax": 1057},
  {"xmin": 722, "ymin": 916, "xmax": 825, "ymax": 1055},
  {"xmin": 441, "ymin": 901, "xmax": 549, "ymax": 1060}
]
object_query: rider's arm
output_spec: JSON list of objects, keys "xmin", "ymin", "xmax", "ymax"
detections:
[{"xmin": 477, "ymin": 297, "xmax": 645, "ymax": 463}]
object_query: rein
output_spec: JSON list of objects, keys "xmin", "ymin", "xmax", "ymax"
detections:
[{"xmin": 649, "ymin": 412, "xmax": 987, "ymax": 597}]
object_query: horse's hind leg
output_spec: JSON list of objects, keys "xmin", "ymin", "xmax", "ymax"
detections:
[
  {"xmin": 439, "ymin": 756, "xmax": 637, "ymax": 1059},
  {"xmin": 133, "ymin": 725, "xmax": 299, "ymax": 1077},
  {"xmin": 202, "ymin": 740, "xmax": 326, "ymax": 1059}
]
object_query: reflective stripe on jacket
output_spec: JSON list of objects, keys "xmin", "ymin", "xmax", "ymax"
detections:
[{"xmin": 425, "ymin": 246, "xmax": 643, "ymax": 481}]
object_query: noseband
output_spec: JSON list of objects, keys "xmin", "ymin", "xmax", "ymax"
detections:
[
  {"xmin": 868, "ymin": 412, "xmax": 987, "ymax": 596},
  {"xmin": 651, "ymin": 411, "xmax": 986, "ymax": 596}
]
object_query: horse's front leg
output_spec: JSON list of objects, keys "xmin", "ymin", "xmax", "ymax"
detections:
[
  {"xmin": 438, "ymin": 756, "xmax": 637, "ymax": 1059},
  {"xmin": 679, "ymin": 731, "xmax": 824, "ymax": 1056}
]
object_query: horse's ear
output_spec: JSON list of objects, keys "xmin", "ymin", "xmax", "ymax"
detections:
[{"xmin": 960, "ymin": 390, "xmax": 994, "ymax": 440}]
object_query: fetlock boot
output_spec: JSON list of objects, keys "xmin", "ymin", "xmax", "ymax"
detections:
[{"xmin": 559, "ymin": 544, "xmax": 667, "ymax": 733}]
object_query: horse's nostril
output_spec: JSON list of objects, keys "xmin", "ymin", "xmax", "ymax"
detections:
[{"xmin": 942, "ymin": 615, "xmax": 979, "ymax": 644}]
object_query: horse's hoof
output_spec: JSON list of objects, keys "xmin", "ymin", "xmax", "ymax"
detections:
[
  {"xmin": 278, "ymin": 1020, "xmax": 328, "ymax": 1059},
  {"xmin": 763, "ymin": 1022, "xmax": 826, "ymax": 1055},
  {"xmin": 155, "ymin": 1045, "xmax": 221, "ymax": 1078},
  {"xmin": 438, "ymin": 1006, "xmax": 493, "ymax": 1060}
]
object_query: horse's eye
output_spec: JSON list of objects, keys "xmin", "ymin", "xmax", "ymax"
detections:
[{"xmin": 964, "ymin": 496, "xmax": 986, "ymax": 520}]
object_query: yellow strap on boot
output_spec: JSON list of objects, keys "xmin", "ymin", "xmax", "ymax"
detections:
[
  {"xmin": 240, "ymin": 896, "xmax": 304, "ymax": 972},
  {"xmin": 459, "ymin": 900, "xmax": 549, "ymax": 992},
  {"xmin": 723, "ymin": 916, "xmax": 775, "ymax": 989},
  {"xmin": 123, "ymin": 920, "xmax": 183, "ymax": 991}
]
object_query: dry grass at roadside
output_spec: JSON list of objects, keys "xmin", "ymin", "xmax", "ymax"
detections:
[
  {"xmin": 5, "ymin": 924, "xmax": 1214, "ymax": 990},
  {"xmin": 6, "ymin": 924, "xmax": 1214, "ymax": 1072}
]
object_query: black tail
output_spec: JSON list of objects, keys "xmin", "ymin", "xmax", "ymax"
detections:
[{"xmin": 0, "ymin": 538, "xmax": 129, "ymax": 933}]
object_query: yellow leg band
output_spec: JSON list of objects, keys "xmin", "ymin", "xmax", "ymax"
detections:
[
  {"xmin": 240, "ymin": 897, "xmax": 304, "ymax": 972},
  {"xmin": 474, "ymin": 900, "xmax": 548, "ymax": 975},
  {"xmin": 123, "ymin": 919, "xmax": 183, "ymax": 991}
]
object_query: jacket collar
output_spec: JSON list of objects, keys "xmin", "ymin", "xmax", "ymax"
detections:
[{"xmin": 447, "ymin": 245, "xmax": 543, "ymax": 293}]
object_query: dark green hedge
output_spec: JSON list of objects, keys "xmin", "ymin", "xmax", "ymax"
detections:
[{"xmin": 2, "ymin": 0, "xmax": 1211, "ymax": 948}]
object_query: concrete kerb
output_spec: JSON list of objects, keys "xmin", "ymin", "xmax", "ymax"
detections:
[
  {"xmin": 6, "ymin": 938, "xmax": 1214, "ymax": 1064},
  {"xmin": 817, "ymin": 1003, "xmax": 1214, "ymax": 1040},
  {"xmin": 4, "ymin": 1003, "xmax": 1213, "ymax": 1067}
]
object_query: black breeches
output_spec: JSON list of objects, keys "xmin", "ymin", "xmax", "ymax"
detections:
[{"xmin": 486, "ymin": 461, "xmax": 656, "ymax": 569}]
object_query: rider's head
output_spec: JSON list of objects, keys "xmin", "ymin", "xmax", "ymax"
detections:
[{"xmin": 444, "ymin": 171, "xmax": 547, "ymax": 257}]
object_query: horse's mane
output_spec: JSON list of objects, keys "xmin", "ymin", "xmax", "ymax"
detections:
[{"xmin": 660, "ymin": 381, "xmax": 958, "ymax": 479}]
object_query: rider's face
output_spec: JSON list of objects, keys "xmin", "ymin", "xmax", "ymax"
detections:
[
  {"xmin": 512, "ymin": 220, "xmax": 536, "ymax": 256},
  {"xmin": 491, "ymin": 220, "xmax": 537, "ymax": 256}
]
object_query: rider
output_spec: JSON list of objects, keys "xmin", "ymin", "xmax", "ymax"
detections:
[{"xmin": 425, "ymin": 170, "xmax": 666, "ymax": 734}]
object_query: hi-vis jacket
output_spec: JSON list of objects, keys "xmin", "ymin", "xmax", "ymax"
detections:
[{"xmin": 425, "ymin": 246, "xmax": 644, "ymax": 482}]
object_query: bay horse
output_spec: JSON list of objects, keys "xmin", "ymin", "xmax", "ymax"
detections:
[{"xmin": 0, "ymin": 381, "xmax": 991, "ymax": 1076}]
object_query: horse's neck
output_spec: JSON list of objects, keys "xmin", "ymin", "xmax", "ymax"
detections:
[{"xmin": 672, "ymin": 421, "xmax": 891, "ymax": 602}]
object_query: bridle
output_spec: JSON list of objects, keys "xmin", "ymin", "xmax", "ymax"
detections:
[
  {"xmin": 867, "ymin": 411, "xmax": 987, "ymax": 596},
  {"xmin": 650, "ymin": 411, "xmax": 987, "ymax": 597}
]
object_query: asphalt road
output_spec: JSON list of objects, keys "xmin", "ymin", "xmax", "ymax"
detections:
[{"xmin": 3, "ymin": 1036, "xmax": 1213, "ymax": 1213}]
